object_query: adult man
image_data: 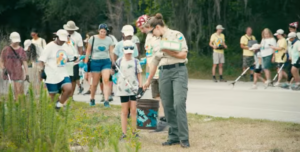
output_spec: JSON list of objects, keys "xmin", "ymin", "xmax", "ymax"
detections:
[
  {"xmin": 136, "ymin": 14, "xmax": 167, "ymax": 132},
  {"xmin": 209, "ymin": 25, "xmax": 228, "ymax": 82},
  {"xmin": 63, "ymin": 21, "xmax": 84, "ymax": 97},
  {"xmin": 240, "ymin": 27, "xmax": 256, "ymax": 81},
  {"xmin": 287, "ymin": 32, "xmax": 300, "ymax": 90},
  {"xmin": 39, "ymin": 29, "xmax": 73, "ymax": 109}
]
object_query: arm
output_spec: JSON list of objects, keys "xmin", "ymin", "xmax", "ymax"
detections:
[
  {"xmin": 78, "ymin": 46, "xmax": 83, "ymax": 55},
  {"xmin": 42, "ymin": 39, "xmax": 47, "ymax": 49},
  {"xmin": 109, "ymin": 45, "xmax": 115, "ymax": 64},
  {"xmin": 0, "ymin": 48, "xmax": 5, "ymax": 69},
  {"xmin": 23, "ymin": 61, "xmax": 29, "ymax": 76},
  {"xmin": 84, "ymin": 43, "xmax": 92, "ymax": 63},
  {"xmin": 223, "ymin": 41, "xmax": 228, "ymax": 49},
  {"xmin": 137, "ymin": 73, "xmax": 142, "ymax": 87},
  {"xmin": 240, "ymin": 44, "xmax": 249, "ymax": 50},
  {"xmin": 209, "ymin": 40, "xmax": 217, "ymax": 49},
  {"xmin": 136, "ymin": 43, "xmax": 140, "ymax": 56},
  {"xmin": 161, "ymin": 49, "xmax": 187, "ymax": 59}
]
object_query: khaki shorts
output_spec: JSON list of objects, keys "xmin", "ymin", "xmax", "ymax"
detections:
[
  {"xmin": 213, "ymin": 52, "xmax": 225, "ymax": 64},
  {"xmin": 243, "ymin": 56, "xmax": 254, "ymax": 67},
  {"xmin": 151, "ymin": 79, "xmax": 160, "ymax": 98}
]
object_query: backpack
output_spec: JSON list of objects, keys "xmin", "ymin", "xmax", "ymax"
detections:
[
  {"xmin": 117, "ymin": 58, "xmax": 138, "ymax": 78},
  {"xmin": 244, "ymin": 35, "xmax": 258, "ymax": 48}
]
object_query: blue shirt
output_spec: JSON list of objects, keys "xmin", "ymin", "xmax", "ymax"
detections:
[
  {"xmin": 88, "ymin": 36, "xmax": 114, "ymax": 60},
  {"xmin": 113, "ymin": 40, "xmax": 139, "ymax": 60}
]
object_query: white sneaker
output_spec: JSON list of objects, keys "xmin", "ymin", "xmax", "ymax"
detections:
[
  {"xmin": 264, "ymin": 80, "xmax": 271, "ymax": 88},
  {"xmin": 274, "ymin": 82, "xmax": 280, "ymax": 87},
  {"xmin": 252, "ymin": 84, "xmax": 257, "ymax": 89}
]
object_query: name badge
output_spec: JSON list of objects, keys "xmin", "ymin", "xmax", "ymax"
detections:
[{"xmin": 160, "ymin": 41, "xmax": 182, "ymax": 52}]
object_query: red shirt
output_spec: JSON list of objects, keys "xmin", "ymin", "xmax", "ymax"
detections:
[{"xmin": 1, "ymin": 46, "xmax": 27, "ymax": 80}]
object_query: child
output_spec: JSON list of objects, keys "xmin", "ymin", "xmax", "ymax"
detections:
[
  {"xmin": 250, "ymin": 44, "xmax": 266, "ymax": 89},
  {"xmin": 116, "ymin": 40, "xmax": 143, "ymax": 139}
]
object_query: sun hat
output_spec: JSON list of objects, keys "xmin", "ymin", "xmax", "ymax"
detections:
[
  {"xmin": 9, "ymin": 32, "xmax": 21, "ymax": 43},
  {"xmin": 55, "ymin": 29, "xmax": 69, "ymax": 42},
  {"xmin": 24, "ymin": 40, "xmax": 32, "ymax": 51},
  {"xmin": 63, "ymin": 21, "xmax": 79, "ymax": 31},
  {"xmin": 249, "ymin": 44, "xmax": 261, "ymax": 50},
  {"xmin": 287, "ymin": 32, "xmax": 297, "ymax": 40},
  {"xmin": 216, "ymin": 25, "xmax": 225, "ymax": 30},
  {"xmin": 274, "ymin": 29, "xmax": 284, "ymax": 36},
  {"xmin": 123, "ymin": 40, "xmax": 135, "ymax": 54},
  {"xmin": 136, "ymin": 15, "xmax": 149, "ymax": 28},
  {"xmin": 121, "ymin": 25, "xmax": 134, "ymax": 36}
]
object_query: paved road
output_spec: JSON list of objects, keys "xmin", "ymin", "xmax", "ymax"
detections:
[{"xmin": 74, "ymin": 79, "xmax": 300, "ymax": 123}]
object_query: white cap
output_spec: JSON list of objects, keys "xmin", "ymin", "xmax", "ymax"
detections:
[
  {"xmin": 249, "ymin": 44, "xmax": 261, "ymax": 50},
  {"xmin": 24, "ymin": 40, "xmax": 32, "ymax": 51},
  {"xmin": 9, "ymin": 32, "xmax": 21, "ymax": 43},
  {"xmin": 55, "ymin": 29, "xmax": 69, "ymax": 42},
  {"xmin": 121, "ymin": 25, "xmax": 134, "ymax": 36},
  {"xmin": 123, "ymin": 40, "xmax": 135, "ymax": 54},
  {"xmin": 216, "ymin": 25, "xmax": 225, "ymax": 30},
  {"xmin": 274, "ymin": 29, "xmax": 284, "ymax": 36},
  {"xmin": 287, "ymin": 32, "xmax": 297, "ymax": 40}
]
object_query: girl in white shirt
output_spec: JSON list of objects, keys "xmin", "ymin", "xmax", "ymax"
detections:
[{"xmin": 260, "ymin": 28, "xmax": 276, "ymax": 86}]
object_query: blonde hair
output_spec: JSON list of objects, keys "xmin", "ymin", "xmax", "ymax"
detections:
[{"xmin": 261, "ymin": 28, "xmax": 274, "ymax": 39}]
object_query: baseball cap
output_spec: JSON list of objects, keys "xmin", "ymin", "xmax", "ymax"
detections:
[
  {"xmin": 9, "ymin": 32, "xmax": 21, "ymax": 43},
  {"xmin": 123, "ymin": 40, "xmax": 135, "ymax": 54},
  {"xmin": 289, "ymin": 22, "xmax": 298, "ymax": 28},
  {"xmin": 274, "ymin": 29, "xmax": 284, "ymax": 36},
  {"xmin": 136, "ymin": 15, "xmax": 149, "ymax": 28},
  {"xmin": 287, "ymin": 32, "xmax": 297, "ymax": 40},
  {"xmin": 249, "ymin": 44, "xmax": 261, "ymax": 50},
  {"xmin": 24, "ymin": 40, "xmax": 32, "ymax": 51},
  {"xmin": 121, "ymin": 25, "xmax": 134, "ymax": 36},
  {"xmin": 55, "ymin": 29, "xmax": 68, "ymax": 42},
  {"xmin": 216, "ymin": 25, "xmax": 225, "ymax": 30}
]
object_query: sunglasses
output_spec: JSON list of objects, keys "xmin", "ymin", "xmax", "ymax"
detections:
[{"xmin": 123, "ymin": 46, "xmax": 134, "ymax": 50}]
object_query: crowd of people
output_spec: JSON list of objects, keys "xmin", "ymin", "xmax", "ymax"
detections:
[
  {"xmin": 209, "ymin": 22, "xmax": 300, "ymax": 90},
  {"xmin": 1, "ymin": 12, "xmax": 300, "ymax": 148}
]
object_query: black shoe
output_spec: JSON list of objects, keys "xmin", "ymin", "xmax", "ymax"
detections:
[
  {"xmin": 162, "ymin": 140, "xmax": 180, "ymax": 146},
  {"xmin": 120, "ymin": 133, "xmax": 127, "ymax": 140},
  {"xmin": 219, "ymin": 78, "xmax": 227, "ymax": 82},
  {"xmin": 159, "ymin": 117, "xmax": 167, "ymax": 122},
  {"xmin": 90, "ymin": 99, "xmax": 95, "ymax": 106},
  {"xmin": 83, "ymin": 90, "xmax": 91, "ymax": 95},
  {"xmin": 133, "ymin": 132, "xmax": 140, "ymax": 138},
  {"xmin": 154, "ymin": 121, "xmax": 168, "ymax": 132},
  {"xmin": 180, "ymin": 140, "xmax": 190, "ymax": 148},
  {"xmin": 78, "ymin": 86, "xmax": 84, "ymax": 94}
]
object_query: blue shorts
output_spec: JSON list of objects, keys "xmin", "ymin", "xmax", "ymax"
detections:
[
  {"xmin": 90, "ymin": 59, "xmax": 111, "ymax": 73},
  {"xmin": 46, "ymin": 77, "xmax": 71, "ymax": 94}
]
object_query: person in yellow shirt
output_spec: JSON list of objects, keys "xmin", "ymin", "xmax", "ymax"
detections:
[
  {"xmin": 270, "ymin": 29, "xmax": 288, "ymax": 86},
  {"xmin": 209, "ymin": 25, "xmax": 228, "ymax": 82},
  {"xmin": 240, "ymin": 27, "xmax": 256, "ymax": 81}
]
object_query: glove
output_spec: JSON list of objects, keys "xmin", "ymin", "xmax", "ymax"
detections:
[
  {"xmin": 136, "ymin": 87, "xmax": 144, "ymax": 99},
  {"xmin": 25, "ymin": 75, "xmax": 30, "ymax": 82},
  {"xmin": 112, "ymin": 64, "xmax": 116, "ymax": 70},
  {"xmin": 41, "ymin": 69, "xmax": 47, "ymax": 79}
]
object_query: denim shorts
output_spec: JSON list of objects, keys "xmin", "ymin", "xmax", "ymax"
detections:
[
  {"xmin": 262, "ymin": 55, "xmax": 272, "ymax": 70},
  {"xmin": 90, "ymin": 59, "xmax": 112, "ymax": 73},
  {"xmin": 46, "ymin": 77, "xmax": 71, "ymax": 94}
]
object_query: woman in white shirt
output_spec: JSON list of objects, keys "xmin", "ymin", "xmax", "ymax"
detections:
[
  {"xmin": 260, "ymin": 28, "xmax": 277, "ymax": 85},
  {"xmin": 31, "ymin": 29, "xmax": 46, "ymax": 58}
]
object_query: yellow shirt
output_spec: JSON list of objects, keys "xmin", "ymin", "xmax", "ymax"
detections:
[
  {"xmin": 275, "ymin": 38, "xmax": 287, "ymax": 63},
  {"xmin": 210, "ymin": 33, "xmax": 225, "ymax": 54},
  {"xmin": 240, "ymin": 35, "xmax": 256, "ymax": 56}
]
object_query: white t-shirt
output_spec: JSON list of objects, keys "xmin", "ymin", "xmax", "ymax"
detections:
[
  {"xmin": 63, "ymin": 43, "xmax": 75, "ymax": 76},
  {"xmin": 69, "ymin": 31, "xmax": 83, "ymax": 57},
  {"xmin": 260, "ymin": 38, "xmax": 277, "ymax": 57},
  {"xmin": 132, "ymin": 35, "xmax": 140, "ymax": 44},
  {"xmin": 31, "ymin": 37, "xmax": 46, "ymax": 58},
  {"xmin": 116, "ymin": 57, "xmax": 142, "ymax": 96},
  {"xmin": 39, "ymin": 42, "xmax": 70, "ymax": 84}
]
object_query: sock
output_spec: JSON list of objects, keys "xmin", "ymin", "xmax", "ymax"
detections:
[
  {"xmin": 220, "ymin": 75, "xmax": 223, "ymax": 79},
  {"xmin": 56, "ymin": 101, "xmax": 63, "ymax": 108},
  {"xmin": 213, "ymin": 75, "xmax": 216, "ymax": 79}
]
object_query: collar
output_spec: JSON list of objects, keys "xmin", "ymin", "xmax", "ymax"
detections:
[{"xmin": 292, "ymin": 38, "xmax": 298, "ymax": 45}]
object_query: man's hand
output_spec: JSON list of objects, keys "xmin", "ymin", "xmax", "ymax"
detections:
[
  {"xmin": 25, "ymin": 75, "xmax": 30, "ymax": 82},
  {"xmin": 213, "ymin": 46, "xmax": 218, "ymax": 49},
  {"xmin": 224, "ymin": 45, "xmax": 228, "ymax": 49},
  {"xmin": 143, "ymin": 80, "xmax": 151, "ymax": 90}
]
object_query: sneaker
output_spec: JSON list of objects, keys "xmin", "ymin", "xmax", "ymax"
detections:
[
  {"xmin": 252, "ymin": 84, "xmax": 257, "ymax": 89},
  {"xmin": 104, "ymin": 101, "xmax": 110, "ymax": 108},
  {"xmin": 291, "ymin": 84, "xmax": 300, "ymax": 90},
  {"xmin": 78, "ymin": 86, "xmax": 84, "ymax": 94},
  {"xmin": 90, "ymin": 99, "xmax": 95, "ymax": 106},
  {"xmin": 108, "ymin": 95, "xmax": 113, "ymax": 102},
  {"xmin": 162, "ymin": 140, "xmax": 180, "ymax": 146},
  {"xmin": 83, "ymin": 90, "xmax": 91, "ymax": 95},
  {"xmin": 55, "ymin": 101, "xmax": 62, "ymax": 110},
  {"xmin": 120, "ymin": 133, "xmax": 127, "ymax": 140},
  {"xmin": 213, "ymin": 77, "xmax": 218, "ymax": 82},
  {"xmin": 100, "ymin": 96, "xmax": 105, "ymax": 102},
  {"xmin": 264, "ymin": 80, "xmax": 271, "ymax": 89},
  {"xmin": 153, "ymin": 121, "xmax": 168, "ymax": 132},
  {"xmin": 133, "ymin": 132, "xmax": 140, "ymax": 138},
  {"xmin": 274, "ymin": 82, "xmax": 280, "ymax": 87},
  {"xmin": 180, "ymin": 140, "xmax": 190, "ymax": 148},
  {"xmin": 219, "ymin": 78, "xmax": 227, "ymax": 82},
  {"xmin": 280, "ymin": 83, "xmax": 290, "ymax": 89}
]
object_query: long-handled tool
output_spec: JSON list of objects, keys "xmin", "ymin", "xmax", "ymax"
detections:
[
  {"xmin": 115, "ymin": 64, "xmax": 144, "ymax": 99},
  {"xmin": 270, "ymin": 64, "xmax": 285, "ymax": 86},
  {"xmin": 231, "ymin": 67, "xmax": 250, "ymax": 87}
]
